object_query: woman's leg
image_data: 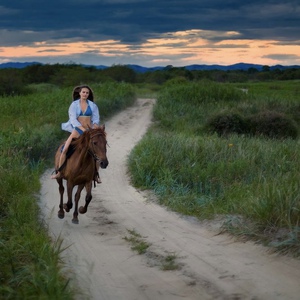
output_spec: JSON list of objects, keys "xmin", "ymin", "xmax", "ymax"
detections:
[{"xmin": 51, "ymin": 130, "xmax": 80, "ymax": 179}]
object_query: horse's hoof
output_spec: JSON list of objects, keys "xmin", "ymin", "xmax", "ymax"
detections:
[
  {"xmin": 63, "ymin": 204, "xmax": 70, "ymax": 212},
  {"xmin": 72, "ymin": 218, "xmax": 79, "ymax": 224},
  {"xmin": 58, "ymin": 211, "xmax": 65, "ymax": 219},
  {"xmin": 79, "ymin": 206, "xmax": 87, "ymax": 214}
]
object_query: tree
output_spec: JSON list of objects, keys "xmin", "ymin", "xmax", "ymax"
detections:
[
  {"xmin": 262, "ymin": 65, "xmax": 270, "ymax": 72},
  {"xmin": 102, "ymin": 65, "xmax": 136, "ymax": 83},
  {"xmin": 0, "ymin": 69, "xmax": 29, "ymax": 95}
]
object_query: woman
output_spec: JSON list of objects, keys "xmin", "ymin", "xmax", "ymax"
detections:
[{"xmin": 51, "ymin": 85, "xmax": 101, "ymax": 182}]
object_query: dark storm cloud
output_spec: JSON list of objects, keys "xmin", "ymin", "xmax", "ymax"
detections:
[{"xmin": 0, "ymin": 0, "xmax": 299, "ymax": 46}]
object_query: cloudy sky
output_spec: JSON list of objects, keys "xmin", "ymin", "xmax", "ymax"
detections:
[{"xmin": 0, "ymin": 0, "xmax": 299, "ymax": 67}]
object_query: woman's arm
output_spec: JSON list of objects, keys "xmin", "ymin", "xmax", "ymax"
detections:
[
  {"xmin": 90, "ymin": 101, "xmax": 100, "ymax": 127},
  {"xmin": 68, "ymin": 101, "xmax": 82, "ymax": 128}
]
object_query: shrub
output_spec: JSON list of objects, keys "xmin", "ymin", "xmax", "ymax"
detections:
[
  {"xmin": 248, "ymin": 111, "xmax": 298, "ymax": 139},
  {"xmin": 164, "ymin": 77, "xmax": 189, "ymax": 86},
  {"xmin": 205, "ymin": 111, "xmax": 250, "ymax": 136},
  {"xmin": 286, "ymin": 104, "xmax": 300, "ymax": 126}
]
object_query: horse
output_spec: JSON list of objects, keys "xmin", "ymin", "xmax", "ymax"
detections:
[{"xmin": 54, "ymin": 125, "xmax": 108, "ymax": 224}]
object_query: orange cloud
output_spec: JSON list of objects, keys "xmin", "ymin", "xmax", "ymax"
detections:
[
  {"xmin": 0, "ymin": 29, "xmax": 299, "ymax": 66},
  {"xmin": 0, "ymin": 40, "xmax": 131, "ymax": 58}
]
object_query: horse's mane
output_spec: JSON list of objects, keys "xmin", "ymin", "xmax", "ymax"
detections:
[
  {"xmin": 90, "ymin": 127, "xmax": 107, "ymax": 139},
  {"xmin": 71, "ymin": 127, "xmax": 106, "ymax": 150}
]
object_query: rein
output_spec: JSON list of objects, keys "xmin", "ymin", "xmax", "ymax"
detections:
[
  {"xmin": 88, "ymin": 149, "xmax": 101, "ymax": 161},
  {"xmin": 55, "ymin": 129, "xmax": 107, "ymax": 186},
  {"xmin": 88, "ymin": 131, "xmax": 106, "ymax": 187},
  {"xmin": 88, "ymin": 131, "xmax": 106, "ymax": 162}
]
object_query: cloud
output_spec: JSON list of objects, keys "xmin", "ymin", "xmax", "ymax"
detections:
[
  {"xmin": 262, "ymin": 53, "xmax": 300, "ymax": 61},
  {"xmin": 0, "ymin": 1, "xmax": 299, "ymax": 66},
  {"xmin": 1, "ymin": 1, "xmax": 299, "ymax": 41},
  {"xmin": 0, "ymin": 5, "xmax": 18, "ymax": 16}
]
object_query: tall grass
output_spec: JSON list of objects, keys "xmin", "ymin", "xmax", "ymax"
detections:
[
  {"xmin": 0, "ymin": 82, "xmax": 136, "ymax": 298},
  {"xmin": 128, "ymin": 80, "xmax": 300, "ymax": 256}
]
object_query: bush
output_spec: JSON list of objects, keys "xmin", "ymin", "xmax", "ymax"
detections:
[
  {"xmin": 205, "ymin": 111, "xmax": 250, "ymax": 136},
  {"xmin": 205, "ymin": 110, "xmax": 299, "ymax": 139},
  {"xmin": 248, "ymin": 111, "xmax": 298, "ymax": 139},
  {"xmin": 164, "ymin": 77, "xmax": 189, "ymax": 86}
]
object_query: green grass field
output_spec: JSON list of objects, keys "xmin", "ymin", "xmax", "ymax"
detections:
[
  {"xmin": 129, "ymin": 80, "xmax": 300, "ymax": 256},
  {"xmin": 1, "ymin": 79, "xmax": 299, "ymax": 298}
]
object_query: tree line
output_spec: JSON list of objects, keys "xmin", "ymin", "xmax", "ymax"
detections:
[{"xmin": 0, "ymin": 63, "xmax": 299, "ymax": 96}]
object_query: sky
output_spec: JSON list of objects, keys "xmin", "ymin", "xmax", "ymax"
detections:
[{"xmin": 0, "ymin": 0, "xmax": 299, "ymax": 67}]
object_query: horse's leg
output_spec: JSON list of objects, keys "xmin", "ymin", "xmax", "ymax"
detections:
[
  {"xmin": 63, "ymin": 181, "xmax": 74, "ymax": 213},
  {"xmin": 72, "ymin": 184, "xmax": 85, "ymax": 224},
  {"xmin": 57, "ymin": 178, "xmax": 65, "ymax": 219},
  {"xmin": 79, "ymin": 181, "xmax": 93, "ymax": 214}
]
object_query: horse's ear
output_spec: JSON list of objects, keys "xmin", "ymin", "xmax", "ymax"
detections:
[{"xmin": 100, "ymin": 124, "xmax": 105, "ymax": 131}]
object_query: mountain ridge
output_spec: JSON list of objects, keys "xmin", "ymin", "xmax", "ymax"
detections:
[{"xmin": 0, "ymin": 61, "xmax": 299, "ymax": 73}]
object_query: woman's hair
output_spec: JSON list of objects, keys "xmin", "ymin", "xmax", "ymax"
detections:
[{"xmin": 72, "ymin": 85, "xmax": 94, "ymax": 102}]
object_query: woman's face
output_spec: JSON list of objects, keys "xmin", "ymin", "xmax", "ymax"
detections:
[{"xmin": 80, "ymin": 88, "xmax": 90, "ymax": 99}]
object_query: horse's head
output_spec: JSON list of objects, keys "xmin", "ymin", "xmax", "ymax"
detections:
[{"xmin": 88, "ymin": 125, "xmax": 109, "ymax": 169}]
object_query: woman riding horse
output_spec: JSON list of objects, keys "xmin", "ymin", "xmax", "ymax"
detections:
[
  {"xmin": 51, "ymin": 85, "xmax": 101, "ymax": 183},
  {"xmin": 54, "ymin": 126, "xmax": 108, "ymax": 223}
]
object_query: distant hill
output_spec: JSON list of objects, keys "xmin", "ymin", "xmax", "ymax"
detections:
[
  {"xmin": 184, "ymin": 63, "xmax": 265, "ymax": 71},
  {"xmin": 0, "ymin": 62, "xmax": 42, "ymax": 69},
  {"xmin": 0, "ymin": 61, "xmax": 299, "ymax": 73}
]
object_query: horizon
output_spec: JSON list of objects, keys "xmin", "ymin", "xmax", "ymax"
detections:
[{"xmin": 1, "ymin": 61, "xmax": 300, "ymax": 69}]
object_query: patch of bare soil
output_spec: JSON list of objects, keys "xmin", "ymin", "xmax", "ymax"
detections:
[{"xmin": 39, "ymin": 98, "xmax": 300, "ymax": 300}]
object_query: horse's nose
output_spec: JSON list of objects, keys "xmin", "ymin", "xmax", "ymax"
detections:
[{"xmin": 100, "ymin": 160, "xmax": 108, "ymax": 169}]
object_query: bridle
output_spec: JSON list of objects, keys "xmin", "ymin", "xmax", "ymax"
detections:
[
  {"xmin": 88, "ymin": 131, "xmax": 107, "ymax": 162},
  {"xmin": 87, "ymin": 131, "xmax": 108, "ymax": 187}
]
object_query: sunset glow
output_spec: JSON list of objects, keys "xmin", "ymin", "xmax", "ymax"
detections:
[{"xmin": 1, "ymin": 31, "xmax": 299, "ymax": 66}]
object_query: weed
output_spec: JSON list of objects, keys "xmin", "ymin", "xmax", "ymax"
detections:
[
  {"xmin": 161, "ymin": 253, "xmax": 180, "ymax": 271},
  {"xmin": 124, "ymin": 229, "xmax": 151, "ymax": 254}
]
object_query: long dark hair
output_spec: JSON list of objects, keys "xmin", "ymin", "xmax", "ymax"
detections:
[{"xmin": 72, "ymin": 85, "xmax": 94, "ymax": 102}]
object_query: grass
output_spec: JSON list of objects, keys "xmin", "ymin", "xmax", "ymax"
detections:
[
  {"xmin": 128, "ymin": 80, "xmax": 300, "ymax": 257},
  {"xmin": 123, "ymin": 229, "xmax": 151, "ymax": 254},
  {"xmin": 0, "ymin": 163, "xmax": 74, "ymax": 299},
  {"xmin": 0, "ymin": 82, "xmax": 136, "ymax": 299},
  {"xmin": 160, "ymin": 254, "xmax": 179, "ymax": 271},
  {"xmin": 134, "ymin": 83, "xmax": 161, "ymax": 98},
  {"xmin": 233, "ymin": 80, "xmax": 300, "ymax": 101},
  {"xmin": 123, "ymin": 229, "xmax": 180, "ymax": 270}
]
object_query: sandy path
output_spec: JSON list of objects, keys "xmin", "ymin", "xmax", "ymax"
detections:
[{"xmin": 39, "ymin": 98, "xmax": 300, "ymax": 300}]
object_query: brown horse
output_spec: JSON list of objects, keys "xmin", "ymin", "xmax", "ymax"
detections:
[{"xmin": 54, "ymin": 125, "xmax": 108, "ymax": 224}]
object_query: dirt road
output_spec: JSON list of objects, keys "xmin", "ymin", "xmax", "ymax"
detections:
[{"xmin": 39, "ymin": 98, "xmax": 300, "ymax": 300}]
